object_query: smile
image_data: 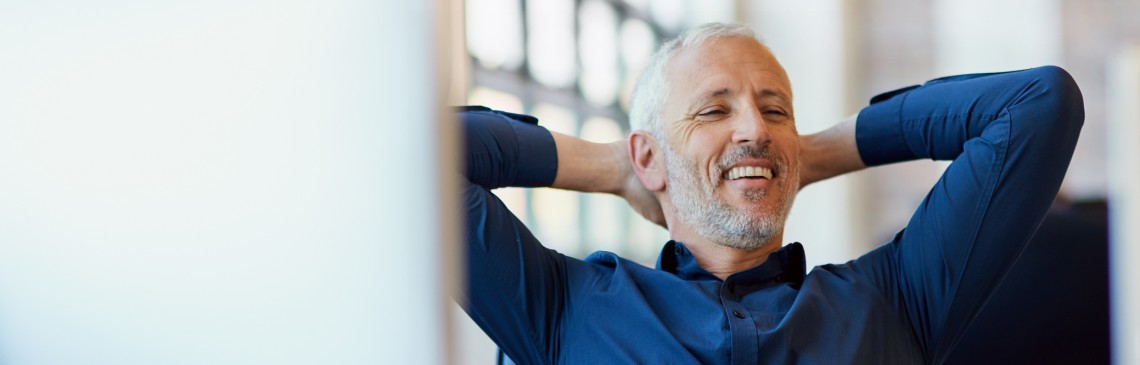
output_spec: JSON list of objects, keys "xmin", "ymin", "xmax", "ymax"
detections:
[{"xmin": 725, "ymin": 166, "xmax": 773, "ymax": 180}]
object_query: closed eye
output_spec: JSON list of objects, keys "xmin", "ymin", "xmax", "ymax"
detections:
[{"xmin": 698, "ymin": 109, "xmax": 727, "ymax": 117}]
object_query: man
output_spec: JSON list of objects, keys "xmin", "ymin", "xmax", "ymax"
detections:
[{"xmin": 457, "ymin": 23, "xmax": 1083, "ymax": 364}]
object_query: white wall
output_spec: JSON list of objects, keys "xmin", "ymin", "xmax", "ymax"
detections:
[
  {"xmin": 0, "ymin": 1, "xmax": 455, "ymax": 364},
  {"xmin": 932, "ymin": 0, "xmax": 1063, "ymax": 75},
  {"xmin": 1107, "ymin": 43, "xmax": 1140, "ymax": 365}
]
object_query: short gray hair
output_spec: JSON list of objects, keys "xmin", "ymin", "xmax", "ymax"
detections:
[{"xmin": 628, "ymin": 23, "xmax": 758, "ymax": 141}]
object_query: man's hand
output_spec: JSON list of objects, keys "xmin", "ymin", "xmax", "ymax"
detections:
[
  {"xmin": 549, "ymin": 132, "xmax": 666, "ymax": 228},
  {"xmin": 797, "ymin": 113, "xmax": 866, "ymax": 190},
  {"xmin": 611, "ymin": 141, "xmax": 666, "ymax": 228}
]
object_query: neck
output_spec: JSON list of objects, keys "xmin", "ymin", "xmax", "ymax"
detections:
[{"xmin": 669, "ymin": 223, "xmax": 784, "ymax": 280}]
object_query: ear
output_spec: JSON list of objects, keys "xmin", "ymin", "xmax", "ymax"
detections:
[{"xmin": 629, "ymin": 131, "xmax": 667, "ymax": 192}]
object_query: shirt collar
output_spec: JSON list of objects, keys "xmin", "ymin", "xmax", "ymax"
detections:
[{"xmin": 656, "ymin": 240, "xmax": 807, "ymax": 287}]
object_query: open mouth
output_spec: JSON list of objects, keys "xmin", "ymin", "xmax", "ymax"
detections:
[{"xmin": 724, "ymin": 165, "xmax": 774, "ymax": 180}]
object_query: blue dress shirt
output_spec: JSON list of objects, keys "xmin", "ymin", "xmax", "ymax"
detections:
[{"xmin": 456, "ymin": 66, "xmax": 1083, "ymax": 364}]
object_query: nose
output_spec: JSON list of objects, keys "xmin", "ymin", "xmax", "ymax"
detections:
[{"xmin": 732, "ymin": 105, "xmax": 771, "ymax": 146}]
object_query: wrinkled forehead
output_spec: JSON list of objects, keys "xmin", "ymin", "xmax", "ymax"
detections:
[{"xmin": 666, "ymin": 36, "xmax": 792, "ymax": 103}]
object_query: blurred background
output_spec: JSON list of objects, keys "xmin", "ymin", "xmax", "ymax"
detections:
[{"xmin": 458, "ymin": 0, "xmax": 1138, "ymax": 363}]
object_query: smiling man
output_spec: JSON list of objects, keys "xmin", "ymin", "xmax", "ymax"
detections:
[
  {"xmin": 457, "ymin": 23, "xmax": 1083, "ymax": 364},
  {"xmin": 634, "ymin": 34, "xmax": 803, "ymax": 278}
]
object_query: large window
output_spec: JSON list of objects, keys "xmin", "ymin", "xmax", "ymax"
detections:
[{"xmin": 464, "ymin": 0, "xmax": 735, "ymax": 264}]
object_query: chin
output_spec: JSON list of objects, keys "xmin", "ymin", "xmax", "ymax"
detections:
[{"xmin": 714, "ymin": 233, "xmax": 778, "ymax": 251}]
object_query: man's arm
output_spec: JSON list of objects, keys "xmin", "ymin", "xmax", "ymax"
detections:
[
  {"xmin": 798, "ymin": 113, "xmax": 864, "ymax": 189},
  {"xmin": 548, "ymin": 133, "xmax": 666, "ymax": 227},
  {"xmin": 459, "ymin": 107, "xmax": 607, "ymax": 364},
  {"xmin": 458, "ymin": 107, "xmax": 668, "ymax": 363},
  {"xmin": 808, "ymin": 67, "xmax": 1083, "ymax": 363}
]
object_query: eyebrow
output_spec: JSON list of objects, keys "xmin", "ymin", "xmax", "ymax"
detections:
[
  {"xmin": 689, "ymin": 88, "xmax": 734, "ymax": 110},
  {"xmin": 759, "ymin": 89, "xmax": 790, "ymax": 102},
  {"xmin": 690, "ymin": 87, "xmax": 790, "ymax": 110}
]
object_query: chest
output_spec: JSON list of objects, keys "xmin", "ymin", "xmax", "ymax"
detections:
[{"xmin": 557, "ymin": 270, "xmax": 924, "ymax": 364}]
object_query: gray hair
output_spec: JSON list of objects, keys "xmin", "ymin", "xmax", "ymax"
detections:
[{"xmin": 628, "ymin": 23, "xmax": 758, "ymax": 141}]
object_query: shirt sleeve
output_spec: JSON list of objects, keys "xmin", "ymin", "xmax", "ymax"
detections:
[
  {"xmin": 850, "ymin": 66, "xmax": 1084, "ymax": 363},
  {"xmin": 454, "ymin": 106, "xmax": 571, "ymax": 364},
  {"xmin": 460, "ymin": 106, "xmax": 558, "ymax": 189}
]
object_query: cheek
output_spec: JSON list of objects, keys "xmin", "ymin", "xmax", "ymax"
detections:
[
  {"xmin": 678, "ymin": 135, "xmax": 723, "ymax": 168},
  {"xmin": 775, "ymin": 130, "xmax": 800, "ymax": 157}
]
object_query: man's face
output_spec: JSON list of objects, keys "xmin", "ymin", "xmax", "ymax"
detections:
[{"xmin": 660, "ymin": 36, "xmax": 800, "ymax": 250}]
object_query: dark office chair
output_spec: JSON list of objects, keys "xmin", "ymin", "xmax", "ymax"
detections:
[{"xmin": 945, "ymin": 201, "xmax": 1109, "ymax": 364}]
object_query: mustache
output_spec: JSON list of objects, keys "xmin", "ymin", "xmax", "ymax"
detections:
[{"xmin": 717, "ymin": 145, "xmax": 781, "ymax": 173}]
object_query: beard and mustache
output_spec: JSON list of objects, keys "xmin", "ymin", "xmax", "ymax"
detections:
[{"xmin": 662, "ymin": 142, "xmax": 798, "ymax": 250}]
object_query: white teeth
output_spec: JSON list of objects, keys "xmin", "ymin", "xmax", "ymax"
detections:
[{"xmin": 726, "ymin": 166, "xmax": 773, "ymax": 180}]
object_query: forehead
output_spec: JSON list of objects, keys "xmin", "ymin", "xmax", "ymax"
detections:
[{"xmin": 667, "ymin": 36, "xmax": 791, "ymax": 102}]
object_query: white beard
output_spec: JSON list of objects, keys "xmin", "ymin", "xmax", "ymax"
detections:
[{"xmin": 663, "ymin": 142, "xmax": 797, "ymax": 250}]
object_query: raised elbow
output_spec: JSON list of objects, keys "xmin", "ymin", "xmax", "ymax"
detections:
[{"xmin": 1028, "ymin": 65, "xmax": 1085, "ymax": 130}]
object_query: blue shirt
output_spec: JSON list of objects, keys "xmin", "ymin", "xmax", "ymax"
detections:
[{"xmin": 456, "ymin": 66, "xmax": 1084, "ymax": 364}]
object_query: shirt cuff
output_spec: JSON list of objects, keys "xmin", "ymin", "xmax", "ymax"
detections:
[
  {"xmin": 856, "ymin": 86, "xmax": 918, "ymax": 167},
  {"xmin": 505, "ymin": 113, "xmax": 558, "ymax": 187}
]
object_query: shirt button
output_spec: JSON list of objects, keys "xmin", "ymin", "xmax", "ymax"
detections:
[{"xmin": 732, "ymin": 309, "xmax": 745, "ymax": 319}]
